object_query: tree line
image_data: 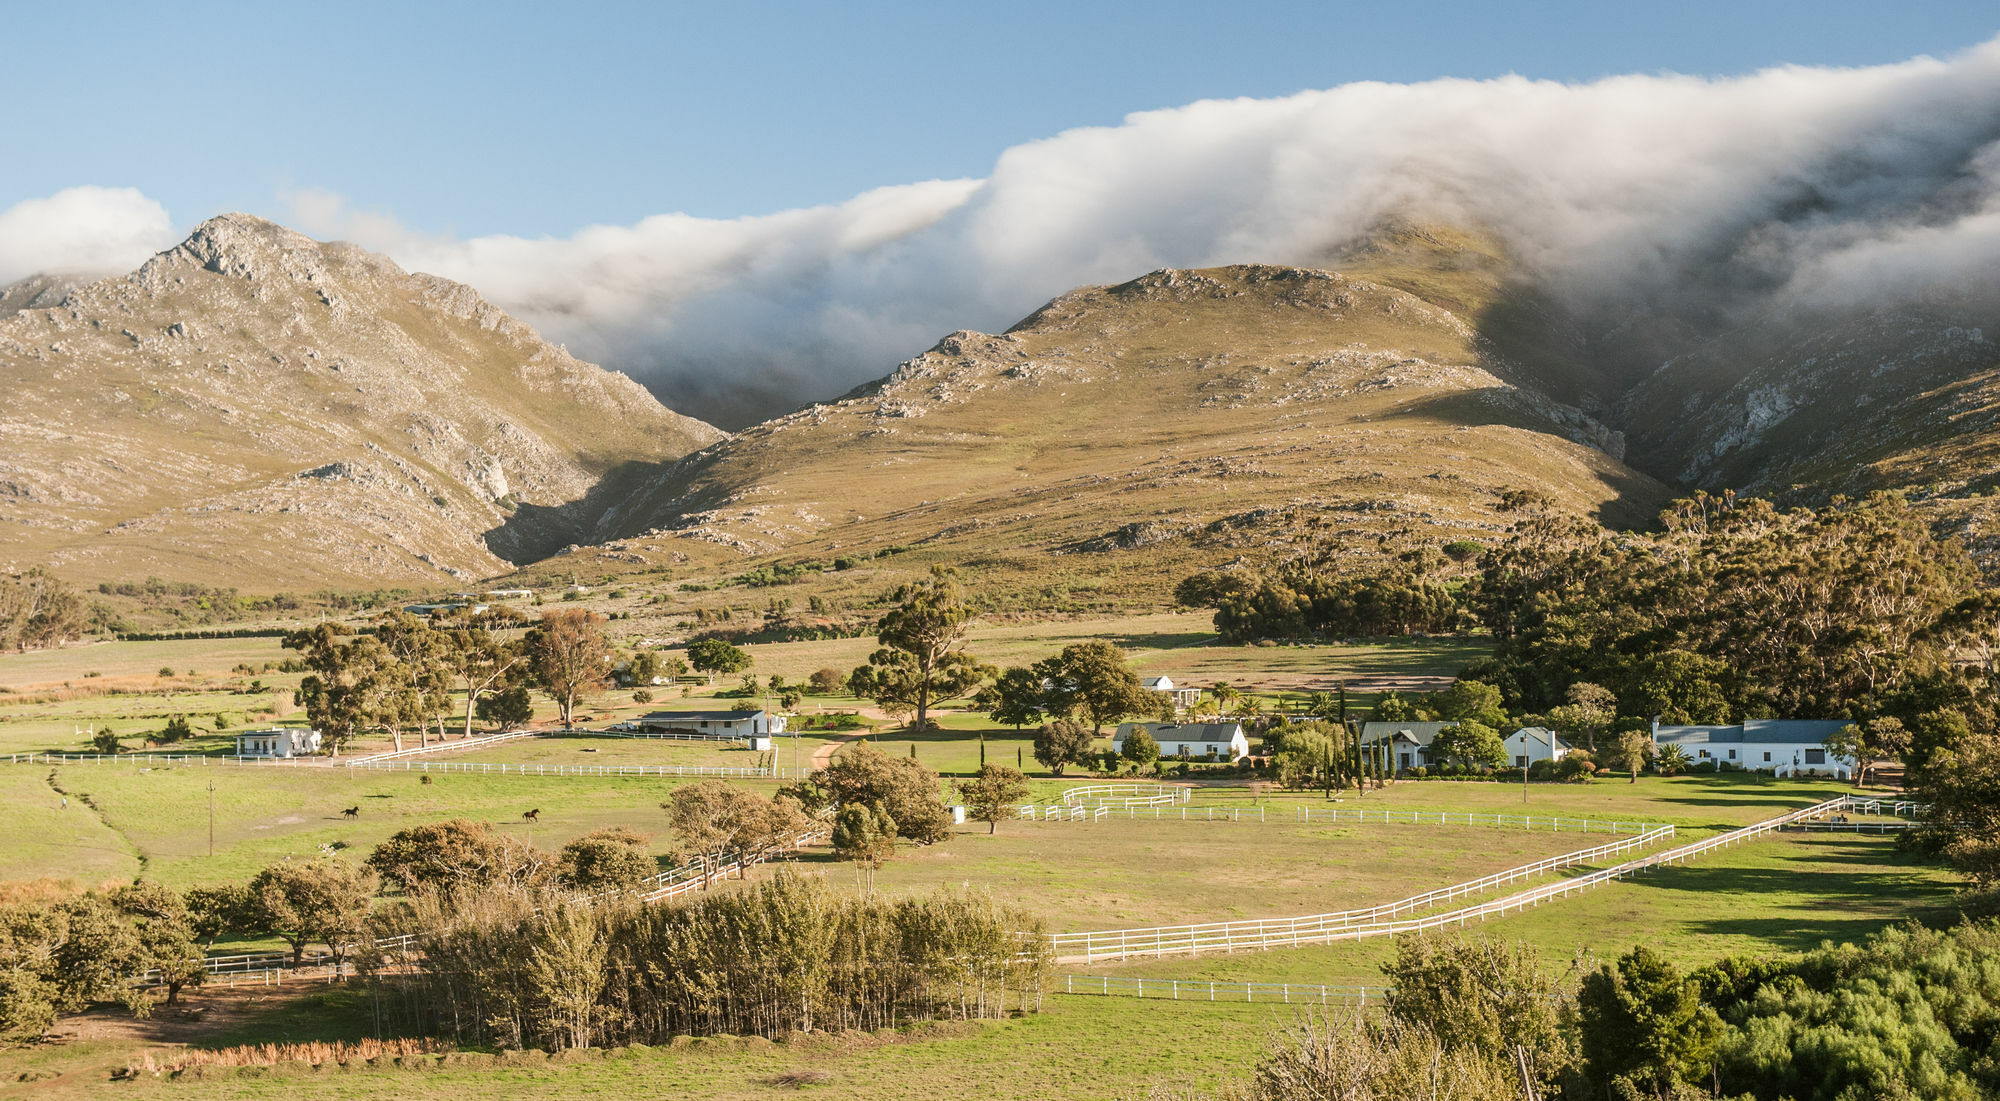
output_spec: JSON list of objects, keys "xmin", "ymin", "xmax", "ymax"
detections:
[{"xmin": 1202, "ymin": 919, "xmax": 2000, "ymax": 1101}]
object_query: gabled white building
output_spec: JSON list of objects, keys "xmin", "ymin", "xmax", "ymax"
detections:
[
  {"xmin": 1140, "ymin": 676, "xmax": 1203, "ymax": 711},
  {"xmin": 235, "ymin": 728, "xmax": 321, "ymax": 758},
  {"xmin": 1652, "ymin": 719, "xmax": 1855, "ymax": 779},
  {"xmin": 633, "ymin": 710, "xmax": 787, "ymax": 739},
  {"xmin": 1113, "ymin": 721, "xmax": 1250, "ymax": 761},
  {"xmin": 1505, "ymin": 726, "xmax": 1572, "ymax": 768}
]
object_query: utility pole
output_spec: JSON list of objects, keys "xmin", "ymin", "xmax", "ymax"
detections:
[{"xmin": 208, "ymin": 779, "xmax": 215, "ymax": 857}]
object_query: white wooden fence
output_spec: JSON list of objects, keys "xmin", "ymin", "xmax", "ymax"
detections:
[
  {"xmin": 341, "ymin": 729, "xmax": 544, "ymax": 765},
  {"xmin": 1295, "ymin": 807, "xmax": 1664, "ymax": 835},
  {"xmin": 1057, "ymin": 974, "xmax": 1390, "ymax": 1005},
  {"xmin": 1048, "ymin": 794, "xmax": 1878, "ymax": 964},
  {"xmin": 1060, "ymin": 783, "xmax": 1189, "ymax": 808},
  {"xmin": 339, "ymin": 759, "xmax": 769, "ymax": 779},
  {"xmin": 1049, "ymin": 824, "xmax": 1676, "ymax": 963}
]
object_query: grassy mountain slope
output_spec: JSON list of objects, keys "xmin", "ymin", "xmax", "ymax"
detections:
[
  {"xmin": 582, "ymin": 262, "xmax": 1666, "ymax": 609},
  {"xmin": 0, "ymin": 215, "xmax": 722, "ymax": 590}
]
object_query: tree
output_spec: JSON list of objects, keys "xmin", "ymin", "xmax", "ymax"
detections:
[
  {"xmin": 90, "ymin": 727, "xmax": 122, "ymax": 755},
  {"xmin": 528, "ymin": 900, "xmax": 606, "ymax": 1051},
  {"xmin": 157, "ymin": 715, "xmax": 192, "ymax": 745},
  {"xmin": 662, "ymin": 780, "xmax": 739, "ymax": 886},
  {"xmin": 811, "ymin": 741, "xmax": 953, "ymax": 843},
  {"xmin": 1611, "ymin": 729, "xmax": 1653, "ymax": 783},
  {"xmin": 1373, "ymin": 692, "xmax": 1419, "ymax": 722},
  {"xmin": 1271, "ymin": 721, "xmax": 1347, "ymax": 793},
  {"xmin": 183, "ymin": 884, "xmax": 256, "ymax": 951},
  {"xmin": 831, "ymin": 803, "xmax": 898, "ymax": 892},
  {"xmin": 525, "ymin": 610, "xmax": 609, "ymax": 729},
  {"xmin": 687, "ymin": 638, "xmax": 751, "ymax": 685},
  {"xmin": 1904, "ymin": 716, "xmax": 2000, "ymax": 887},
  {"xmin": 1033, "ymin": 641, "xmax": 1154, "ymax": 736},
  {"xmin": 1577, "ymin": 946, "xmax": 1725, "ymax": 1097},
  {"xmin": 849, "ymin": 568, "xmax": 991, "ymax": 733},
  {"xmin": 1119, "ymin": 728, "xmax": 1160, "ymax": 771},
  {"xmin": 1381, "ymin": 932, "xmax": 1579, "ymax": 1099},
  {"xmin": 956, "ymin": 765, "xmax": 1029, "ymax": 834},
  {"xmin": 808, "ymin": 667, "xmax": 845, "ymax": 695},
  {"xmin": 1826, "ymin": 717, "xmax": 1908, "ymax": 788},
  {"xmin": 1031, "ymin": 718, "xmax": 1094, "ymax": 776},
  {"xmin": 440, "ymin": 627, "xmax": 522, "ymax": 739},
  {"xmin": 558, "ymin": 827, "xmax": 657, "ymax": 893},
  {"xmin": 477, "ymin": 685, "xmax": 536, "ymax": 730},
  {"xmin": 1547, "ymin": 682, "xmax": 1618, "ymax": 752},
  {"xmin": 283, "ymin": 624, "xmax": 391, "ymax": 756},
  {"xmin": 1655, "ymin": 742, "xmax": 1692, "ymax": 776},
  {"xmin": 110, "ymin": 882, "xmax": 205, "ymax": 1007},
  {"xmin": 1433, "ymin": 679, "xmax": 1509, "ymax": 728},
  {"xmin": 1628, "ymin": 649, "xmax": 1733, "ymax": 725},
  {"xmin": 0, "ymin": 568, "xmax": 88, "ymax": 652},
  {"xmin": 628, "ymin": 649, "xmax": 664, "ymax": 686},
  {"xmin": 365, "ymin": 820, "xmax": 554, "ymax": 893},
  {"xmin": 977, "ymin": 666, "xmax": 1047, "ymax": 730},
  {"xmin": 373, "ymin": 611, "xmax": 453, "ymax": 749},
  {"xmin": 1432, "ymin": 721, "xmax": 1507, "ymax": 769},
  {"xmin": 248, "ymin": 859, "xmax": 376, "ymax": 968}
]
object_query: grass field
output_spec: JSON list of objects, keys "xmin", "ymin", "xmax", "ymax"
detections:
[
  {"xmin": 803, "ymin": 817, "xmax": 1598, "ymax": 931},
  {"xmin": 10, "ymin": 761, "xmax": 711, "ymax": 889}
]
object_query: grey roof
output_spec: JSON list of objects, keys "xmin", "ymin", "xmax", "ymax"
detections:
[
  {"xmin": 1511, "ymin": 726, "xmax": 1573, "ymax": 750},
  {"xmin": 1116, "ymin": 722, "xmax": 1244, "ymax": 741},
  {"xmin": 1358, "ymin": 721, "xmax": 1453, "ymax": 747},
  {"xmin": 1654, "ymin": 720, "xmax": 1852, "ymax": 746},
  {"xmin": 640, "ymin": 710, "xmax": 767, "ymax": 721}
]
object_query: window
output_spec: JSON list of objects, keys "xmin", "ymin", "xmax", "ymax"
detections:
[
  {"xmin": 1399, "ymin": 752, "xmax": 1411, "ymax": 768},
  {"xmin": 1515, "ymin": 755, "xmax": 1527, "ymax": 767},
  {"xmin": 1699, "ymin": 749, "xmax": 1711, "ymax": 759},
  {"xmin": 1804, "ymin": 749, "xmax": 1826, "ymax": 764},
  {"xmin": 1728, "ymin": 749, "xmax": 1737, "ymax": 760},
  {"xmin": 1763, "ymin": 751, "xmax": 1771, "ymax": 762},
  {"xmin": 1178, "ymin": 745, "xmax": 1191, "ymax": 756}
]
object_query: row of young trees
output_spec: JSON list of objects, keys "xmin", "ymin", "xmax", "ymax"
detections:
[
  {"xmin": 366, "ymin": 872, "xmax": 1051, "ymax": 1050},
  {"xmin": 1207, "ymin": 921, "xmax": 2000, "ymax": 1101},
  {"xmin": 283, "ymin": 609, "xmax": 613, "ymax": 754}
]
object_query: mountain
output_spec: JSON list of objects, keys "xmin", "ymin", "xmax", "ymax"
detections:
[
  {"xmin": 0, "ymin": 214, "xmax": 722, "ymax": 589},
  {"xmin": 587, "ymin": 261, "xmax": 1667, "ymax": 608},
  {"xmin": 0, "ymin": 274, "xmax": 85, "ymax": 317}
]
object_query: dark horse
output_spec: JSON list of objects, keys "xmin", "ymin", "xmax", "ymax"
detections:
[
  {"xmin": 341, "ymin": 806, "xmax": 359, "ymax": 818},
  {"xmin": 522, "ymin": 808, "xmax": 540, "ymax": 822}
]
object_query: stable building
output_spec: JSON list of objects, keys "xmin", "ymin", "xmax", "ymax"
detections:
[
  {"xmin": 1358, "ymin": 721, "xmax": 1453, "ymax": 771},
  {"xmin": 1505, "ymin": 726, "xmax": 1573, "ymax": 768},
  {"xmin": 1651, "ymin": 719, "xmax": 1855, "ymax": 779},
  {"xmin": 634, "ymin": 710, "xmax": 788, "ymax": 739},
  {"xmin": 1113, "ymin": 721, "xmax": 1250, "ymax": 761},
  {"xmin": 234, "ymin": 728, "xmax": 321, "ymax": 758}
]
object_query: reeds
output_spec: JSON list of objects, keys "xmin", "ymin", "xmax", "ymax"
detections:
[{"xmin": 156, "ymin": 1036, "xmax": 449, "ymax": 1071}]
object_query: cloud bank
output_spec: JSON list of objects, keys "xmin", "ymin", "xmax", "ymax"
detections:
[
  {"xmin": 0, "ymin": 187, "xmax": 176, "ymax": 284},
  {"xmin": 18, "ymin": 40, "xmax": 2000, "ymax": 427}
]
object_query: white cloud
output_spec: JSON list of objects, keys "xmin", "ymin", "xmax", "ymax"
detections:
[
  {"xmin": 0, "ymin": 186, "xmax": 177, "ymax": 284},
  {"xmin": 16, "ymin": 39, "xmax": 2000, "ymax": 426}
]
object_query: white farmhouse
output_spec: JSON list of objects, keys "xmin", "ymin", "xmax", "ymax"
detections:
[
  {"xmin": 1140, "ymin": 676, "xmax": 1203, "ymax": 711},
  {"xmin": 1651, "ymin": 719, "xmax": 1855, "ymax": 778},
  {"xmin": 234, "ymin": 727, "xmax": 321, "ymax": 758},
  {"xmin": 1113, "ymin": 721, "xmax": 1250, "ymax": 761},
  {"xmin": 634, "ymin": 709, "xmax": 788, "ymax": 739},
  {"xmin": 1358, "ymin": 721, "xmax": 1453, "ymax": 771},
  {"xmin": 1505, "ymin": 726, "xmax": 1572, "ymax": 767}
]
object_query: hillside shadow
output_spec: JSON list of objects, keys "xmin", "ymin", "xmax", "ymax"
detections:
[
  {"xmin": 1388, "ymin": 389, "xmax": 1670, "ymax": 532},
  {"xmin": 481, "ymin": 459, "xmax": 670, "ymax": 566}
]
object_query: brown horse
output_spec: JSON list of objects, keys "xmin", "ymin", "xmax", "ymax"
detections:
[
  {"xmin": 522, "ymin": 808, "xmax": 540, "ymax": 822},
  {"xmin": 342, "ymin": 806, "xmax": 359, "ymax": 818}
]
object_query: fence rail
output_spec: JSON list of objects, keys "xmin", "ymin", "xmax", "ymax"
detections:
[
  {"xmin": 1295, "ymin": 807, "xmax": 1665, "ymax": 835},
  {"xmin": 1050, "ymin": 795, "xmax": 1877, "ymax": 963},
  {"xmin": 1050, "ymin": 823, "xmax": 1676, "ymax": 963},
  {"xmin": 339, "ymin": 759, "xmax": 770, "ymax": 779},
  {"xmin": 1057, "ymin": 973, "xmax": 1390, "ymax": 1005},
  {"xmin": 2, "ymin": 752, "xmax": 309, "ymax": 767},
  {"xmin": 341, "ymin": 729, "xmax": 543, "ymax": 765},
  {"xmin": 1060, "ymin": 783, "xmax": 1189, "ymax": 808}
]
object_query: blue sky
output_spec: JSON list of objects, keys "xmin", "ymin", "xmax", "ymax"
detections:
[{"xmin": 4, "ymin": 0, "xmax": 1996, "ymax": 238}]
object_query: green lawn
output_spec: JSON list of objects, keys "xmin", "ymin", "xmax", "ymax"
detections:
[
  {"xmin": 6, "ymin": 761, "xmax": 723, "ymax": 889},
  {"xmin": 805, "ymin": 816, "xmax": 1600, "ymax": 932},
  {"xmin": 0, "ymin": 637, "xmax": 291, "ymax": 690},
  {"xmin": 401, "ymin": 734, "xmax": 793, "ymax": 771}
]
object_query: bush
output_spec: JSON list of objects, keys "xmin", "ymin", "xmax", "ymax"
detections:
[{"xmin": 1691, "ymin": 760, "xmax": 1718, "ymax": 774}]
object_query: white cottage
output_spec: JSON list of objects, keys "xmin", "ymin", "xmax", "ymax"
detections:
[
  {"xmin": 1140, "ymin": 676, "xmax": 1203, "ymax": 711},
  {"xmin": 1113, "ymin": 722, "xmax": 1250, "ymax": 761},
  {"xmin": 234, "ymin": 728, "xmax": 321, "ymax": 758},
  {"xmin": 1505, "ymin": 726, "xmax": 1572, "ymax": 768},
  {"xmin": 1652, "ymin": 719, "xmax": 1855, "ymax": 778}
]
